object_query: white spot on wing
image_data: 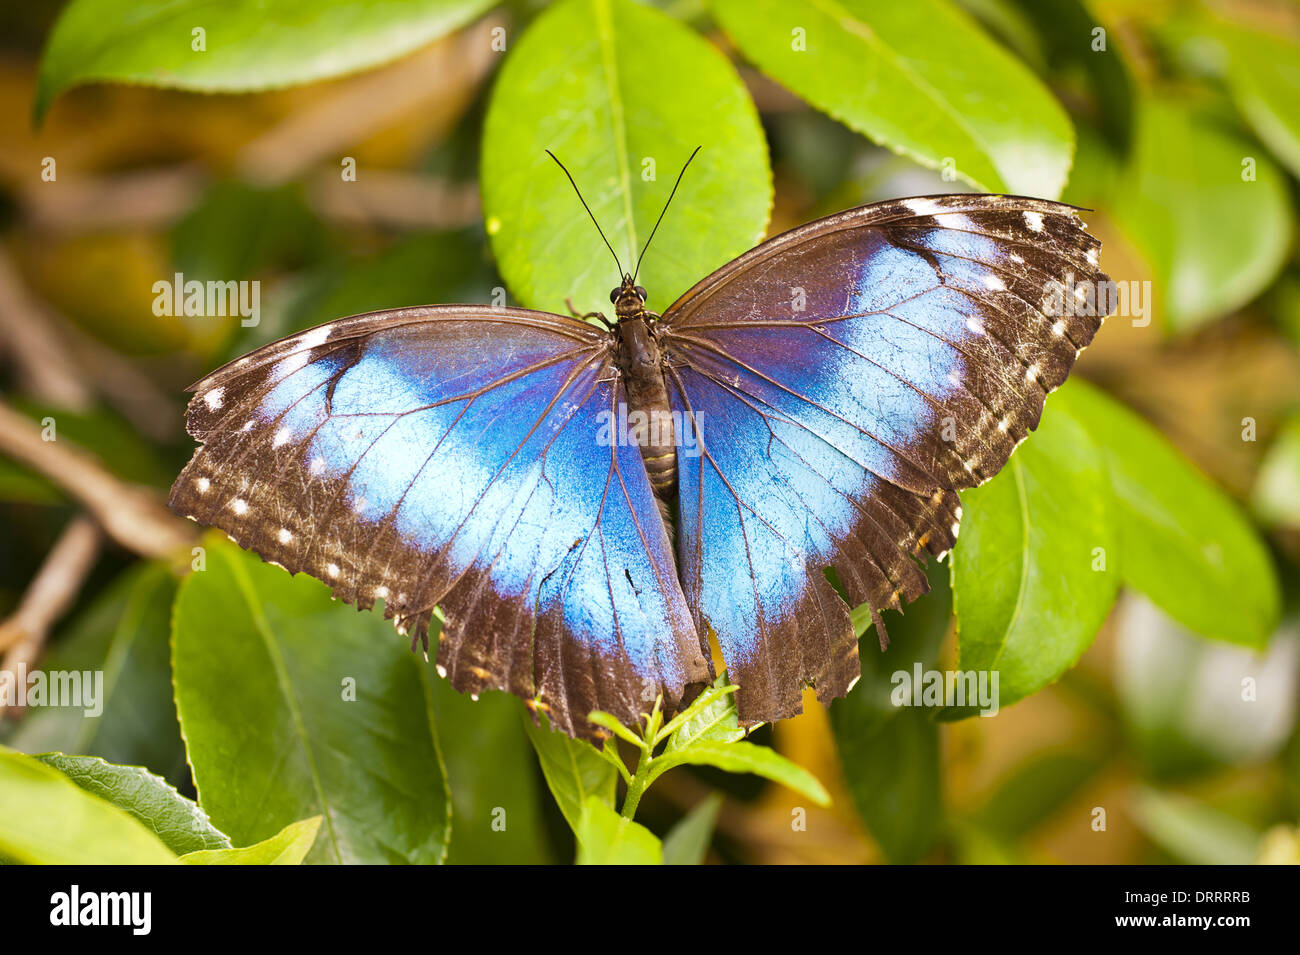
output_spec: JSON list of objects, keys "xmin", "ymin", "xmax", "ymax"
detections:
[
  {"xmin": 195, "ymin": 477, "xmax": 211, "ymax": 493},
  {"xmin": 1023, "ymin": 211, "xmax": 1045, "ymax": 232},
  {"xmin": 273, "ymin": 427, "xmax": 292, "ymax": 448},
  {"xmin": 327, "ymin": 562, "xmax": 340, "ymax": 579},
  {"xmin": 902, "ymin": 198, "xmax": 945, "ymax": 217},
  {"xmin": 231, "ymin": 498, "xmax": 249, "ymax": 515},
  {"xmin": 203, "ymin": 388, "xmax": 224, "ymax": 411},
  {"xmin": 278, "ymin": 527, "xmax": 293, "ymax": 544},
  {"xmin": 981, "ymin": 274, "xmax": 1005, "ymax": 291}
]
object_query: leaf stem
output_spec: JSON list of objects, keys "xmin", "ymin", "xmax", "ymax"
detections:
[{"xmin": 620, "ymin": 743, "xmax": 653, "ymax": 820}]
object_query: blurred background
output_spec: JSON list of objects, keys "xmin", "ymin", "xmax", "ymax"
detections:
[{"xmin": 1, "ymin": 0, "xmax": 1299, "ymax": 864}]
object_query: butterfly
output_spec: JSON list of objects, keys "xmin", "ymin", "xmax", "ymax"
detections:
[{"xmin": 170, "ymin": 155, "xmax": 1112, "ymax": 741}]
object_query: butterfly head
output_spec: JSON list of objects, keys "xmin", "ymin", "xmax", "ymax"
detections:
[{"xmin": 611, "ymin": 275, "xmax": 648, "ymax": 319}]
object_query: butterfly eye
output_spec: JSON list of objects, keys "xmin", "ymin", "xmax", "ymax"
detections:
[
  {"xmin": 634, "ymin": 286, "xmax": 647, "ymax": 300},
  {"xmin": 609, "ymin": 288, "xmax": 620, "ymax": 303}
]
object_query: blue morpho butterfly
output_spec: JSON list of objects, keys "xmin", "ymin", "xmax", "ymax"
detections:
[{"xmin": 170, "ymin": 150, "xmax": 1113, "ymax": 740}]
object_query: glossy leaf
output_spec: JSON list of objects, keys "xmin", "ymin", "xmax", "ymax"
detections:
[
  {"xmin": 1216, "ymin": 23, "xmax": 1300, "ymax": 179},
  {"xmin": 0, "ymin": 747, "xmax": 177, "ymax": 864},
  {"xmin": 574, "ymin": 794, "xmax": 662, "ymax": 864},
  {"xmin": 970, "ymin": 749, "xmax": 1106, "ymax": 839},
  {"xmin": 646, "ymin": 741, "xmax": 831, "ymax": 806},
  {"xmin": 431, "ymin": 680, "xmax": 549, "ymax": 865},
  {"xmin": 33, "ymin": 754, "xmax": 229, "ymax": 856},
  {"xmin": 843, "ymin": 562, "xmax": 952, "ymax": 732},
  {"xmin": 1252, "ymin": 412, "xmax": 1300, "ymax": 528},
  {"xmin": 172, "ymin": 537, "xmax": 450, "ymax": 864},
  {"xmin": 481, "ymin": 0, "xmax": 770, "ymax": 316},
  {"xmin": 710, "ymin": 0, "xmax": 1074, "ymax": 197},
  {"xmin": 662, "ymin": 793, "xmax": 724, "ymax": 865},
  {"xmin": 835, "ymin": 708, "xmax": 940, "ymax": 863},
  {"xmin": 952, "ymin": 385, "xmax": 1117, "ymax": 709},
  {"xmin": 181, "ymin": 816, "xmax": 321, "ymax": 865},
  {"xmin": 1004, "ymin": 0, "xmax": 1133, "ymax": 153},
  {"xmin": 832, "ymin": 566, "xmax": 950, "ymax": 860},
  {"xmin": 522, "ymin": 711, "xmax": 617, "ymax": 834},
  {"xmin": 664, "ymin": 676, "xmax": 745, "ymax": 751},
  {"xmin": 36, "ymin": 0, "xmax": 495, "ymax": 120},
  {"xmin": 8, "ymin": 562, "xmax": 186, "ymax": 785},
  {"xmin": 280, "ymin": 231, "xmax": 499, "ymax": 340},
  {"xmin": 1068, "ymin": 382, "xmax": 1280, "ymax": 648},
  {"xmin": 1112, "ymin": 97, "xmax": 1292, "ymax": 332},
  {"xmin": 1130, "ymin": 787, "xmax": 1260, "ymax": 865}
]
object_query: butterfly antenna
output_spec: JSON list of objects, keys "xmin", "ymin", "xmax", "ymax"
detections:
[
  {"xmin": 546, "ymin": 150, "xmax": 624, "ymax": 277},
  {"xmin": 632, "ymin": 146, "xmax": 701, "ymax": 283}
]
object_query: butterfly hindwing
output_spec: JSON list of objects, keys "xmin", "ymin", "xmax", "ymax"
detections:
[
  {"xmin": 170, "ymin": 306, "xmax": 712, "ymax": 739},
  {"xmin": 660, "ymin": 194, "xmax": 1113, "ymax": 726}
]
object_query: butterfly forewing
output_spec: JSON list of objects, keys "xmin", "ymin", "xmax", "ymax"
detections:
[
  {"xmin": 170, "ymin": 306, "xmax": 711, "ymax": 740},
  {"xmin": 660, "ymin": 194, "xmax": 1113, "ymax": 727}
]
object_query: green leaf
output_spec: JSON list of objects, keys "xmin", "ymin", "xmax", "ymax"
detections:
[
  {"xmin": 172, "ymin": 537, "xmax": 450, "ymax": 864},
  {"xmin": 33, "ymin": 754, "xmax": 229, "ymax": 856},
  {"xmin": 430, "ymin": 680, "xmax": 549, "ymax": 865},
  {"xmin": 0, "ymin": 747, "xmax": 177, "ymax": 864},
  {"xmin": 481, "ymin": 0, "xmax": 770, "ymax": 316},
  {"xmin": 35, "ymin": 0, "xmax": 495, "ymax": 121},
  {"xmin": 1129, "ymin": 787, "xmax": 1260, "ymax": 865},
  {"xmin": 574, "ymin": 795, "xmax": 662, "ymax": 864},
  {"xmin": 970, "ymin": 748, "xmax": 1105, "ymax": 839},
  {"xmin": 664, "ymin": 676, "xmax": 745, "ymax": 751},
  {"xmin": 843, "ymin": 562, "xmax": 952, "ymax": 733},
  {"xmin": 661, "ymin": 793, "xmax": 724, "ymax": 865},
  {"xmin": 832, "ymin": 566, "xmax": 950, "ymax": 861},
  {"xmin": 8, "ymin": 562, "xmax": 187, "ymax": 785},
  {"xmin": 173, "ymin": 181, "xmax": 333, "ymax": 284},
  {"xmin": 710, "ymin": 0, "xmax": 1074, "ymax": 197},
  {"xmin": 1003, "ymin": 0, "xmax": 1134, "ymax": 153},
  {"xmin": 951, "ymin": 385, "xmax": 1117, "ymax": 709},
  {"xmin": 1252, "ymin": 412, "xmax": 1300, "ymax": 528},
  {"xmin": 836, "ymin": 708, "xmax": 940, "ymax": 863},
  {"xmin": 1112, "ymin": 96, "xmax": 1292, "ymax": 332},
  {"xmin": 279, "ymin": 231, "xmax": 499, "ymax": 342},
  {"xmin": 647, "ymin": 741, "xmax": 831, "ymax": 806},
  {"xmin": 522, "ymin": 711, "xmax": 618, "ymax": 834},
  {"xmin": 1068, "ymin": 382, "xmax": 1280, "ymax": 648},
  {"xmin": 181, "ymin": 817, "xmax": 321, "ymax": 865},
  {"xmin": 1214, "ymin": 22, "xmax": 1300, "ymax": 180}
]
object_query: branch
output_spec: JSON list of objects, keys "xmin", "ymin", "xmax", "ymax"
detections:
[
  {"xmin": 14, "ymin": 165, "xmax": 206, "ymax": 232},
  {"xmin": 0, "ymin": 516, "xmax": 100, "ymax": 715},
  {"xmin": 0, "ymin": 398, "xmax": 195, "ymax": 559},
  {"xmin": 0, "ymin": 249, "xmax": 94, "ymax": 410}
]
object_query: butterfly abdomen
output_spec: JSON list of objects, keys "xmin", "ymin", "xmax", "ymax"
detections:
[{"xmin": 616, "ymin": 315, "xmax": 678, "ymax": 534}]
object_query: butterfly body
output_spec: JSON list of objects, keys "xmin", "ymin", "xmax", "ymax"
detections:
[
  {"xmin": 611, "ymin": 279, "xmax": 679, "ymax": 529},
  {"xmin": 171, "ymin": 194, "xmax": 1113, "ymax": 739}
]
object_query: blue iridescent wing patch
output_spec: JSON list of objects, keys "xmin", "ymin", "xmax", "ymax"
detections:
[
  {"xmin": 660, "ymin": 195, "xmax": 1113, "ymax": 725},
  {"xmin": 170, "ymin": 306, "xmax": 711, "ymax": 738}
]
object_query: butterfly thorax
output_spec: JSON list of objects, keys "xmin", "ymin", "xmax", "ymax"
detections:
[{"xmin": 612, "ymin": 283, "xmax": 677, "ymax": 535}]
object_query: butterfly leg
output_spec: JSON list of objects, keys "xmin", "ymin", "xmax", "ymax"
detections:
[{"xmin": 566, "ymin": 297, "xmax": 614, "ymax": 329}]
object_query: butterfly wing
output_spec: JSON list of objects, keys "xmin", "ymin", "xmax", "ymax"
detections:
[
  {"xmin": 170, "ymin": 305, "xmax": 712, "ymax": 739},
  {"xmin": 659, "ymin": 194, "xmax": 1112, "ymax": 725}
]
